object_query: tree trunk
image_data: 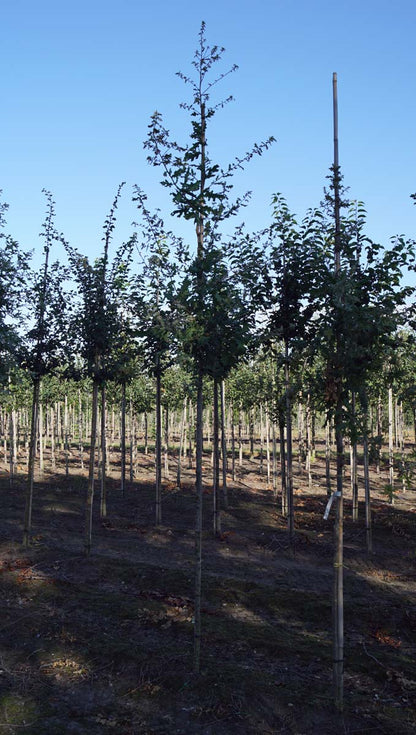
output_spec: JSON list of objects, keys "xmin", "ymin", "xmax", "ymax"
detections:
[
  {"xmin": 155, "ymin": 368, "xmax": 162, "ymax": 525},
  {"xmin": 306, "ymin": 394, "xmax": 312, "ymax": 490},
  {"xmin": 9, "ymin": 407, "xmax": 17, "ymax": 487},
  {"xmin": 144, "ymin": 411, "xmax": 148, "ymax": 455},
  {"xmin": 121, "ymin": 381, "xmax": 126, "ymax": 497},
  {"xmin": 194, "ymin": 368, "xmax": 204, "ymax": 674},
  {"xmin": 388, "ymin": 386, "xmax": 394, "ymax": 503},
  {"xmin": 163, "ymin": 406, "xmax": 169, "ymax": 480},
  {"xmin": 272, "ymin": 420, "xmax": 278, "ymax": 499},
  {"xmin": 249, "ymin": 409, "xmax": 254, "ymax": 459},
  {"xmin": 325, "ymin": 420, "xmax": 331, "ymax": 497},
  {"xmin": 100, "ymin": 385, "xmax": 107, "ymax": 518},
  {"xmin": 259, "ymin": 403, "xmax": 264, "ymax": 476},
  {"xmin": 362, "ymin": 397, "xmax": 372, "ymax": 555},
  {"xmin": 39, "ymin": 398, "xmax": 44, "ymax": 474},
  {"xmin": 220, "ymin": 380, "xmax": 228, "ymax": 509},
  {"xmin": 78, "ymin": 390, "xmax": 84, "ymax": 471},
  {"xmin": 238, "ymin": 410, "xmax": 243, "ymax": 468},
  {"xmin": 231, "ymin": 401, "xmax": 236, "ymax": 482},
  {"xmin": 177, "ymin": 398, "xmax": 186, "ymax": 488},
  {"xmin": 23, "ymin": 378, "xmax": 40, "ymax": 547},
  {"xmin": 279, "ymin": 414, "xmax": 287, "ymax": 516},
  {"xmin": 212, "ymin": 379, "xmax": 221, "ymax": 536},
  {"xmin": 285, "ymin": 346, "xmax": 294, "ymax": 544},
  {"xmin": 130, "ymin": 399, "xmax": 135, "ymax": 483},
  {"xmin": 298, "ymin": 400, "xmax": 305, "ymax": 473},
  {"xmin": 266, "ymin": 408, "xmax": 271, "ymax": 487},
  {"xmin": 351, "ymin": 392, "xmax": 358, "ymax": 521},
  {"xmin": 50, "ymin": 405, "xmax": 56, "ymax": 472},
  {"xmin": 85, "ymin": 380, "xmax": 99, "ymax": 556},
  {"xmin": 333, "ymin": 395, "xmax": 344, "ymax": 713}
]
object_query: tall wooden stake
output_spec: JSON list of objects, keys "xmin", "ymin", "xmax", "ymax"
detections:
[{"xmin": 332, "ymin": 71, "xmax": 344, "ymax": 713}]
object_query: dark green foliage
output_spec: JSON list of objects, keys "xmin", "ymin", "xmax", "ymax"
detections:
[
  {"xmin": 19, "ymin": 191, "xmax": 69, "ymax": 381},
  {"xmin": 0, "ymin": 194, "xmax": 30, "ymax": 380}
]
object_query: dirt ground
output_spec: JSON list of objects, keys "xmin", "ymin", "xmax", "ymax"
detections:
[{"xmin": 0, "ymin": 440, "xmax": 415, "ymax": 734}]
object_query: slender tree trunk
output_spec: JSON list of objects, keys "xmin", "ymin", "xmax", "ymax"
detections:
[
  {"xmin": 39, "ymin": 397, "xmax": 44, "ymax": 474},
  {"xmin": 388, "ymin": 386, "xmax": 394, "ymax": 503},
  {"xmin": 279, "ymin": 414, "xmax": 287, "ymax": 516},
  {"xmin": 259, "ymin": 403, "xmax": 264, "ymax": 476},
  {"xmin": 298, "ymin": 400, "xmax": 305, "ymax": 473},
  {"xmin": 85, "ymin": 380, "xmax": 99, "ymax": 556},
  {"xmin": 333, "ymin": 395, "xmax": 344, "ymax": 712},
  {"xmin": 188, "ymin": 401, "xmax": 194, "ymax": 469},
  {"xmin": 362, "ymin": 396, "xmax": 372, "ymax": 554},
  {"xmin": 376, "ymin": 394, "xmax": 382, "ymax": 475},
  {"xmin": 163, "ymin": 406, "xmax": 169, "ymax": 480},
  {"xmin": 238, "ymin": 410, "xmax": 243, "ymax": 468},
  {"xmin": 220, "ymin": 380, "xmax": 228, "ymax": 509},
  {"xmin": 3, "ymin": 410, "xmax": 8, "ymax": 471},
  {"xmin": 9, "ymin": 407, "xmax": 17, "ymax": 486},
  {"xmin": 212, "ymin": 379, "xmax": 221, "ymax": 536},
  {"xmin": 231, "ymin": 401, "xmax": 236, "ymax": 482},
  {"xmin": 144, "ymin": 411, "xmax": 148, "ymax": 455},
  {"xmin": 285, "ymin": 344, "xmax": 294, "ymax": 544},
  {"xmin": 78, "ymin": 390, "xmax": 84, "ymax": 471},
  {"xmin": 23, "ymin": 378, "xmax": 40, "ymax": 547},
  {"xmin": 412, "ymin": 406, "xmax": 416, "ymax": 446},
  {"xmin": 50, "ymin": 406, "xmax": 55, "ymax": 472},
  {"xmin": 306, "ymin": 394, "xmax": 312, "ymax": 489},
  {"xmin": 130, "ymin": 399, "xmax": 135, "ymax": 483},
  {"xmin": 351, "ymin": 392, "xmax": 358, "ymax": 520},
  {"xmin": 272, "ymin": 420, "xmax": 278, "ymax": 498},
  {"xmin": 249, "ymin": 409, "xmax": 254, "ymax": 459},
  {"xmin": 194, "ymin": 367, "xmax": 204, "ymax": 674},
  {"xmin": 177, "ymin": 398, "xmax": 186, "ymax": 488},
  {"xmin": 266, "ymin": 407, "xmax": 271, "ymax": 487},
  {"xmin": 325, "ymin": 420, "xmax": 331, "ymax": 497},
  {"xmin": 100, "ymin": 385, "xmax": 107, "ymax": 518},
  {"xmin": 155, "ymin": 369, "xmax": 162, "ymax": 525},
  {"xmin": 121, "ymin": 381, "xmax": 126, "ymax": 497}
]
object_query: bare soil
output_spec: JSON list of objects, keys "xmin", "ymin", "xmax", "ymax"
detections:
[{"xmin": 0, "ymin": 441, "xmax": 415, "ymax": 733}]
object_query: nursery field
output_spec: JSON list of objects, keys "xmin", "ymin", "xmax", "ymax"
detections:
[{"xmin": 0, "ymin": 443, "xmax": 415, "ymax": 734}]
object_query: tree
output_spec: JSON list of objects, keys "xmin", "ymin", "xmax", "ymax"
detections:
[
  {"xmin": 144, "ymin": 21, "xmax": 274, "ymax": 672},
  {"xmin": 131, "ymin": 188, "xmax": 183, "ymax": 523},
  {"xmin": 317, "ymin": 166, "xmax": 415, "ymax": 711},
  {"xmin": 0, "ymin": 193, "xmax": 30, "ymax": 381},
  {"xmin": 259, "ymin": 196, "xmax": 322, "ymax": 541},
  {"xmin": 65, "ymin": 184, "xmax": 135, "ymax": 554},
  {"xmin": 22, "ymin": 191, "xmax": 69, "ymax": 546}
]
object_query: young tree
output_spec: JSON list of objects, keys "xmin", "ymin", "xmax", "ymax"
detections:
[
  {"xmin": 22, "ymin": 191, "xmax": 69, "ymax": 546},
  {"xmin": 260, "ymin": 196, "xmax": 322, "ymax": 541},
  {"xmin": 132, "ymin": 188, "xmax": 183, "ymax": 523},
  {"xmin": 144, "ymin": 21, "xmax": 274, "ymax": 672},
  {"xmin": 65, "ymin": 184, "xmax": 135, "ymax": 554}
]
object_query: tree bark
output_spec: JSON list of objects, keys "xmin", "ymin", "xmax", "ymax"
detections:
[
  {"xmin": 155, "ymin": 368, "xmax": 162, "ymax": 525},
  {"xmin": 120, "ymin": 381, "xmax": 126, "ymax": 497},
  {"xmin": 279, "ymin": 414, "xmax": 287, "ymax": 516},
  {"xmin": 388, "ymin": 386, "xmax": 394, "ymax": 503},
  {"xmin": 194, "ymin": 368, "xmax": 204, "ymax": 674},
  {"xmin": 212, "ymin": 378, "xmax": 221, "ymax": 536},
  {"xmin": 23, "ymin": 378, "xmax": 40, "ymax": 547},
  {"xmin": 85, "ymin": 380, "xmax": 99, "ymax": 556},
  {"xmin": 351, "ymin": 392, "xmax": 358, "ymax": 521},
  {"xmin": 100, "ymin": 384, "xmax": 107, "ymax": 518},
  {"xmin": 285, "ymin": 345, "xmax": 294, "ymax": 544},
  {"xmin": 220, "ymin": 380, "xmax": 228, "ymax": 509}
]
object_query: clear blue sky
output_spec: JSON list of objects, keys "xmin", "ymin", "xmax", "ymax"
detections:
[{"xmin": 1, "ymin": 0, "xmax": 415, "ymax": 277}]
